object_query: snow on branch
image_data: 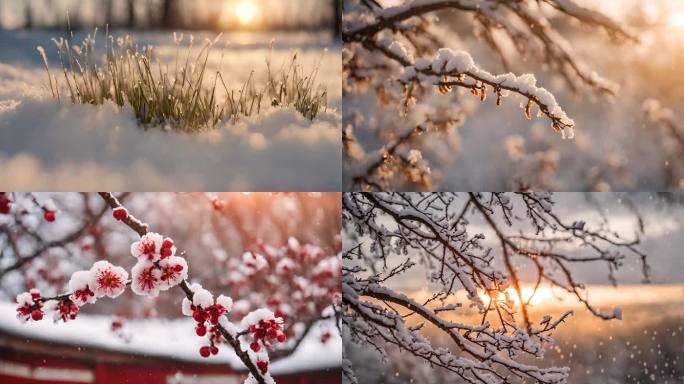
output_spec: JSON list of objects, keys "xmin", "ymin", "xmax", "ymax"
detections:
[
  {"xmin": 343, "ymin": 0, "xmax": 636, "ymax": 190},
  {"xmin": 342, "ymin": 192, "xmax": 650, "ymax": 383}
]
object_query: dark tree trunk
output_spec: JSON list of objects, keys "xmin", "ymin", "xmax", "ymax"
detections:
[
  {"xmin": 25, "ymin": 0, "xmax": 33, "ymax": 28},
  {"xmin": 161, "ymin": 0, "xmax": 176, "ymax": 29},
  {"xmin": 333, "ymin": 0, "xmax": 342, "ymax": 38},
  {"xmin": 128, "ymin": 0, "xmax": 136, "ymax": 28}
]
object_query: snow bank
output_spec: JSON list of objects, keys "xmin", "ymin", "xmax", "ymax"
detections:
[
  {"xmin": 0, "ymin": 30, "xmax": 341, "ymax": 191},
  {"xmin": 0, "ymin": 301, "xmax": 341, "ymax": 374},
  {"xmin": 0, "ymin": 99, "xmax": 341, "ymax": 190}
]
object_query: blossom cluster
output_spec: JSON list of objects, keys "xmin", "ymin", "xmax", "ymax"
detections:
[
  {"xmin": 15, "ymin": 289, "xmax": 44, "ymax": 322},
  {"xmin": 130, "ymin": 233, "xmax": 187, "ymax": 297},
  {"xmin": 0, "ymin": 193, "xmax": 57, "ymax": 222},
  {"xmin": 15, "ymin": 260, "xmax": 131, "ymax": 323},
  {"xmin": 225, "ymin": 237, "xmax": 341, "ymax": 338},
  {"xmin": 243, "ymin": 308, "xmax": 286, "ymax": 353},
  {"xmin": 15, "ymin": 232, "xmax": 188, "ymax": 323},
  {"xmin": 0, "ymin": 192, "xmax": 11, "ymax": 214},
  {"xmin": 181, "ymin": 284, "xmax": 233, "ymax": 358}
]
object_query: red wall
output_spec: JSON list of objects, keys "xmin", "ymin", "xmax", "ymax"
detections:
[{"xmin": 0, "ymin": 348, "xmax": 340, "ymax": 384}]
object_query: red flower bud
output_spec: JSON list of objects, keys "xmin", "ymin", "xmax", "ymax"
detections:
[
  {"xmin": 160, "ymin": 247, "xmax": 173, "ymax": 258},
  {"xmin": 256, "ymin": 360, "xmax": 268, "ymax": 374},
  {"xmin": 112, "ymin": 207, "xmax": 128, "ymax": 220},
  {"xmin": 193, "ymin": 310, "xmax": 205, "ymax": 323},
  {"xmin": 199, "ymin": 346, "xmax": 211, "ymax": 358},
  {"xmin": 162, "ymin": 238, "xmax": 174, "ymax": 249},
  {"xmin": 31, "ymin": 310, "xmax": 43, "ymax": 321},
  {"xmin": 44, "ymin": 211, "xmax": 56, "ymax": 222},
  {"xmin": 196, "ymin": 324, "xmax": 207, "ymax": 336},
  {"xmin": 210, "ymin": 346, "xmax": 219, "ymax": 355},
  {"xmin": 250, "ymin": 342, "xmax": 260, "ymax": 352}
]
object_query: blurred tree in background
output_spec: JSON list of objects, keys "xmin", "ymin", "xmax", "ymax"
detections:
[{"xmin": 0, "ymin": 0, "xmax": 340, "ymax": 33}]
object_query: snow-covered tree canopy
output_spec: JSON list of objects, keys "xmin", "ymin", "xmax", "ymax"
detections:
[
  {"xmin": 343, "ymin": 0, "xmax": 637, "ymax": 190},
  {"xmin": 342, "ymin": 192, "xmax": 650, "ymax": 384},
  {"xmin": 0, "ymin": 192, "xmax": 342, "ymax": 384}
]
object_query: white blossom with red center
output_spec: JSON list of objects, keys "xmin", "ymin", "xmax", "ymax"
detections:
[
  {"xmin": 158, "ymin": 256, "xmax": 188, "ymax": 290},
  {"xmin": 91, "ymin": 260, "xmax": 128, "ymax": 299},
  {"xmin": 130, "ymin": 234, "xmax": 184, "ymax": 297},
  {"xmin": 130, "ymin": 232, "xmax": 168, "ymax": 262},
  {"xmin": 241, "ymin": 252, "xmax": 268, "ymax": 274},
  {"xmin": 68, "ymin": 270, "xmax": 96, "ymax": 305},
  {"xmin": 131, "ymin": 259, "xmax": 162, "ymax": 297}
]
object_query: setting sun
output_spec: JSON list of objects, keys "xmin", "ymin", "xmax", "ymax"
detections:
[
  {"xmin": 479, "ymin": 286, "xmax": 553, "ymax": 308},
  {"xmin": 235, "ymin": 1, "xmax": 259, "ymax": 25},
  {"xmin": 668, "ymin": 12, "xmax": 684, "ymax": 28}
]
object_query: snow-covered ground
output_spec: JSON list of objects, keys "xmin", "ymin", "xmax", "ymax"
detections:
[
  {"xmin": 0, "ymin": 300, "xmax": 341, "ymax": 375},
  {"xmin": 0, "ymin": 30, "xmax": 341, "ymax": 190}
]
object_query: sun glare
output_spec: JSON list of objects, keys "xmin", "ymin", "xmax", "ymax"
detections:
[
  {"xmin": 668, "ymin": 12, "xmax": 684, "ymax": 28},
  {"xmin": 235, "ymin": 1, "xmax": 259, "ymax": 25},
  {"xmin": 479, "ymin": 286, "xmax": 553, "ymax": 308}
]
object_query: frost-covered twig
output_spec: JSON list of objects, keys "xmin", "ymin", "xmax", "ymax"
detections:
[{"xmin": 343, "ymin": 0, "xmax": 636, "ymax": 190}]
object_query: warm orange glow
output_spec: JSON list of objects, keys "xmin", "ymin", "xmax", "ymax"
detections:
[
  {"xmin": 234, "ymin": 1, "xmax": 259, "ymax": 25},
  {"xmin": 479, "ymin": 286, "xmax": 553, "ymax": 308},
  {"xmin": 668, "ymin": 12, "xmax": 684, "ymax": 28}
]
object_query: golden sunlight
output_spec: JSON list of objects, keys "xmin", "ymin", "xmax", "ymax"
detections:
[
  {"xmin": 479, "ymin": 286, "xmax": 553, "ymax": 308},
  {"xmin": 668, "ymin": 12, "xmax": 684, "ymax": 28},
  {"xmin": 235, "ymin": 0, "xmax": 259, "ymax": 25}
]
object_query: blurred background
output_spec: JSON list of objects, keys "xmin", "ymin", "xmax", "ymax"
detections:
[{"xmin": 0, "ymin": 0, "xmax": 342, "ymax": 35}]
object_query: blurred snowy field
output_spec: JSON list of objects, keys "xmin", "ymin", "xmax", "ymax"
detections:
[
  {"xmin": 0, "ymin": 300, "xmax": 342, "ymax": 375},
  {"xmin": 0, "ymin": 30, "xmax": 341, "ymax": 190}
]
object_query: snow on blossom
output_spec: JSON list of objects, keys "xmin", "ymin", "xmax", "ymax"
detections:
[
  {"xmin": 242, "ymin": 308, "xmax": 286, "ymax": 352},
  {"xmin": 192, "ymin": 287, "xmax": 214, "ymax": 308},
  {"xmin": 15, "ymin": 290, "xmax": 43, "ymax": 323},
  {"xmin": 130, "ymin": 232, "xmax": 164, "ymax": 261},
  {"xmin": 90, "ymin": 260, "xmax": 128, "ymax": 298},
  {"xmin": 242, "ymin": 252, "xmax": 268, "ymax": 272},
  {"xmin": 42, "ymin": 198, "xmax": 57, "ymax": 212},
  {"xmin": 217, "ymin": 294, "xmax": 233, "ymax": 312},
  {"xmin": 244, "ymin": 373, "xmax": 275, "ymax": 384},
  {"xmin": 68, "ymin": 270, "xmax": 97, "ymax": 305},
  {"xmin": 16, "ymin": 292, "xmax": 34, "ymax": 307},
  {"xmin": 287, "ymin": 237, "xmax": 300, "ymax": 253},
  {"xmin": 158, "ymin": 256, "xmax": 188, "ymax": 290},
  {"xmin": 275, "ymin": 258, "xmax": 295, "ymax": 274},
  {"xmin": 131, "ymin": 259, "xmax": 162, "ymax": 297},
  {"xmin": 181, "ymin": 297, "xmax": 193, "ymax": 316},
  {"xmin": 48, "ymin": 299, "xmax": 79, "ymax": 322}
]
